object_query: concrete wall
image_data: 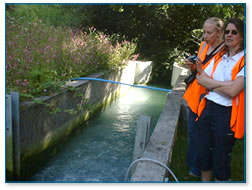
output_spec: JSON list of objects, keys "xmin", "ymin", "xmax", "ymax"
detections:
[
  {"xmin": 6, "ymin": 95, "xmax": 14, "ymax": 180},
  {"xmin": 171, "ymin": 62, "xmax": 189, "ymax": 87},
  {"xmin": 130, "ymin": 64, "xmax": 189, "ymax": 182},
  {"xmin": 133, "ymin": 61, "xmax": 152, "ymax": 84},
  {"xmin": 10, "ymin": 61, "xmax": 152, "ymax": 180}
]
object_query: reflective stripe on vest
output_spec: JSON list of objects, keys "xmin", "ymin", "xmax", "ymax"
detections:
[{"xmin": 198, "ymin": 42, "xmax": 208, "ymax": 61}]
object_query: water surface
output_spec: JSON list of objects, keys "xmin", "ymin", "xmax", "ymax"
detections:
[{"xmin": 31, "ymin": 86, "xmax": 168, "ymax": 182}]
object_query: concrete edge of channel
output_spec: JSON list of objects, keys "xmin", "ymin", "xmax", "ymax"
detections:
[{"xmin": 130, "ymin": 66, "xmax": 189, "ymax": 182}]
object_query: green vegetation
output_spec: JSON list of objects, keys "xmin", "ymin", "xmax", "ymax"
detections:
[
  {"xmin": 5, "ymin": 4, "xmax": 245, "ymax": 181},
  {"xmin": 6, "ymin": 4, "xmax": 244, "ymax": 99},
  {"xmin": 82, "ymin": 4, "xmax": 244, "ymax": 83},
  {"xmin": 167, "ymin": 125, "xmax": 245, "ymax": 182},
  {"xmin": 6, "ymin": 5, "xmax": 137, "ymax": 101}
]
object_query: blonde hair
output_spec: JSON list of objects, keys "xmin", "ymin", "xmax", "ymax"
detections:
[{"xmin": 204, "ymin": 17, "xmax": 224, "ymax": 33}]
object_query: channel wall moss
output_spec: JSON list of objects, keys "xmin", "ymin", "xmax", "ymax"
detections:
[
  {"xmin": 20, "ymin": 88, "xmax": 122, "ymax": 180},
  {"xmin": 6, "ymin": 136, "xmax": 14, "ymax": 180}
]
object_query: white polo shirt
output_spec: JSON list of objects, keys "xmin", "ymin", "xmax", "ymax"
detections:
[{"xmin": 204, "ymin": 50, "xmax": 244, "ymax": 107}]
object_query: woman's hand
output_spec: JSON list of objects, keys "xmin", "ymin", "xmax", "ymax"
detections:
[
  {"xmin": 184, "ymin": 59, "xmax": 196, "ymax": 71},
  {"xmin": 197, "ymin": 72, "xmax": 233, "ymax": 91},
  {"xmin": 195, "ymin": 57, "xmax": 203, "ymax": 74},
  {"xmin": 213, "ymin": 77, "xmax": 244, "ymax": 98}
]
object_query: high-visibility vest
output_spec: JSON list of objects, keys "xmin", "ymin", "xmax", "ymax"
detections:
[
  {"xmin": 197, "ymin": 55, "xmax": 245, "ymax": 139},
  {"xmin": 183, "ymin": 41, "xmax": 212, "ymax": 114},
  {"xmin": 230, "ymin": 56, "xmax": 245, "ymax": 139},
  {"xmin": 196, "ymin": 52, "xmax": 224, "ymax": 118}
]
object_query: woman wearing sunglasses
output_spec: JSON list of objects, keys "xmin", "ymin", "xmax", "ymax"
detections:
[
  {"xmin": 195, "ymin": 18, "xmax": 245, "ymax": 181},
  {"xmin": 183, "ymin": 17, "xmax": 225, "ymax": 178}
]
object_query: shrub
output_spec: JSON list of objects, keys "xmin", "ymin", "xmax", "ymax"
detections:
[
  {"xmin": 6, "ymin": 15, "xmax": 137, "ymax": 101},
  {"xmin": 7, "ymin": 4, "xmax": 85, "ymax": 28}
]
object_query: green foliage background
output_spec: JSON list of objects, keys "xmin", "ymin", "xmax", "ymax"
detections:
[
  {"xmin": 82, "ymin": 4, "xmax": 244, "ymax": 84},
  {"xmin": 6, "ymin": 4, "xmax": 245, "ymax": 86},
  {"xmin": 6, "ymin": 4, "xmax": 138, "ymax": 100}
]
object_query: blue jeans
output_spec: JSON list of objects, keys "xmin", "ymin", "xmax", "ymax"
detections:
[{"xmin": 187, "ymin": 107, "xmax": 201, "ymax": 176}]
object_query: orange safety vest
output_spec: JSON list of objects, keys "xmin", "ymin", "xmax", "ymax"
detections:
[
  {"xmin": 183, "ymin": 41, "xmax": 212, "ymax": 114},
  {"xmin": 197, "ymin": 55, "xmax": 245, "ymax": 139},
  {"xmin": 230, "ymin": 56, "xmax": 245, "ymax": 139}
]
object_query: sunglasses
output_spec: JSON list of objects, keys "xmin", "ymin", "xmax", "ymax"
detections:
[{"xmin": 225, "ymin": 30, "xmax": 238, "ymax": 35}]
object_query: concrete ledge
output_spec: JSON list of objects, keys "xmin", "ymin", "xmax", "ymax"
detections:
[
  {"xmin": 133, "ymin": 61, "xmax": 152, "ymax": 84},
  {"xmin": 171, "ymin": 62, "xmax": 189, "ymax": 87},
  {"xmin": 130, "ymin": 66, "xmax": 188, "ymax": 182},
  {"xmin": 10, "ymin": 61, "xmax": 152, "ymax": 180}
]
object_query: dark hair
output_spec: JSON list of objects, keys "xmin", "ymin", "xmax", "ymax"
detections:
[{"xmin": 224, "ymin": 18, "xmax": 244, "ymax": 50}]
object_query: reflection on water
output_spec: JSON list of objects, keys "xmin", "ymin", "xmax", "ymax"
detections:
[{"xmin": 31, "ymin": 86, "xmax": 168, "ymax": 182}]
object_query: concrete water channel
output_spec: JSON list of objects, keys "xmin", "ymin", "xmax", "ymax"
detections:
[
  {"xmin": 7, "ymin": 61, "xmax": 188, "ymax": 182},
  {"xmin": 31, "ymin": 85, "xmax": 168, "ymax": 182}
]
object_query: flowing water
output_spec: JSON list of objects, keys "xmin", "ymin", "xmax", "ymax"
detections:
[{"xmin": 31, "ymin": 85, "xmax": 168, "ymax": 182}]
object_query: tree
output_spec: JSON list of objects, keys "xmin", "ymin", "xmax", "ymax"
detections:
[
  {"xmin": 7, "ymin": 3, "xmax": 244, "ymax": 84},
  {"xmin": 82, "ymin": 4, "xmax": 244, "ymax": 84}
]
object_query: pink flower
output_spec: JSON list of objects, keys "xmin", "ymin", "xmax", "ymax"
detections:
[{"xmin": 88, "ymin": 26, "xmax": 96, "ymax": 32}]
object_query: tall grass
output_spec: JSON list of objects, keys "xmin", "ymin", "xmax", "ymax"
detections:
[{"xmin": 167, "ymin": 125, "xmax": 245, "ymax": 182}]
